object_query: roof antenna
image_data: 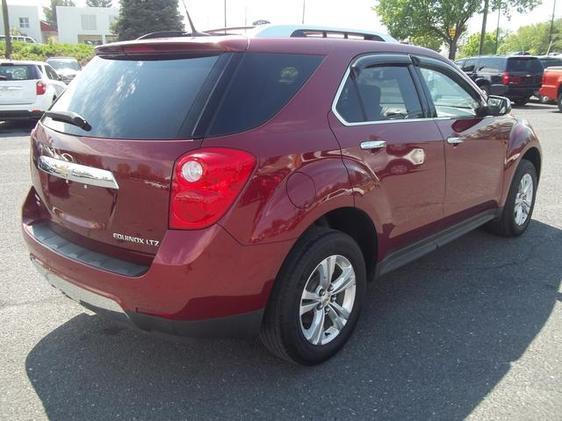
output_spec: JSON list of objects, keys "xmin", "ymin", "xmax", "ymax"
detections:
[{"xmin": 181, "ymin": 0, "xmax": 206, "ymax": 36}]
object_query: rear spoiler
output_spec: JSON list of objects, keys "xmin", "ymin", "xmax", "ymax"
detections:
[{"xmin": 95, "ymin": 37, "xmax": 249, "ymax": 58}]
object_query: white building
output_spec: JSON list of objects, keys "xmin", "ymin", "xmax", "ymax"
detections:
[
  {"xmin": 57, "ymin": 6, "xmax": 119, "ymax": 45},
  {"xmin": 0, "ymin": 5, "xmax": 42, "ymax": 43}
]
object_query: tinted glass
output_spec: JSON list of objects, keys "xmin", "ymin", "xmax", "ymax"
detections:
[
  {"xmin": 208, "ymin": 53, "xmax": 322, "ymax": 136},
  {"xmin": 479, "ymin": 57, "xmax": 504, "ymax": 72},
  {"xmin": 335, "ymin": 78, "xmax": 364, "ymax": 122},
  {"xmin": 419, "ymin": 67, "xmax": 480, "ymax": 118},
  {"xmin": 44, "ymin": 65, "xmax": 59, "ymax": 80},
  {"xmin": 0, "ymin": 64, "xmax": 38, "ymax": 80},
  {"xmin": 43, "ymin": 55, "xmax": 220, "ymax": 139},
  {"xmin": 354, "ymin": 66, "xmax": 423, "ymax": 121},
  {"xmin": 507, "ymin": 58, "xmax": 543, "ymax": 73},
  {"xmin": 540, "ymin": 58, "xmax": 562, "ymax": 68}
]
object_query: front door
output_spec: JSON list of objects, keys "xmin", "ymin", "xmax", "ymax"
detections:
[{"xmin": 415, "ymin": 57, "xmax": 510, "ymax": 218}]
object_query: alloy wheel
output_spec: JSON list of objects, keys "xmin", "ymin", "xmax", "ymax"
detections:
[
  {"xmin": 514, "ymin": 173, "xmax": 534, "ymax": 226},
  {"xmin": 299, "ymin": 255, "xmax": 356, "ymax": 346}
]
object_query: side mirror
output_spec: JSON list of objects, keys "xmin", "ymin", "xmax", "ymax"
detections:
[{"xmin": 486, "ymin": 95, "xmax": 511, "ymax": 116}]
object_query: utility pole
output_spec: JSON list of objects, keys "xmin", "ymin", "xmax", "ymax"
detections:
[
  {"xmin": 495, "ymin": 0, "xmax": 502, "ymax": 53},
  {"xmin": 224, "ymin": 0, "xmax": 227, "ymax": 30},
  {"xmin": 479, "ymin": 0, "xmax": 490, "ymax": 55},
  {"xmin": 301, "ymin": 0, "xmax": 306, "ymax": 24},
  {"xmin": 548, "ymin": 0, "xmax": 557, "ymax": 54},
  {"xmin": 2, "ymin": 0, "xmax": 12, "ymax": 59}
]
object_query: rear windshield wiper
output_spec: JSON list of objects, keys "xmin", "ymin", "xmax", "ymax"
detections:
[{"xmin": 44, "ymin": 111, "xmax": 91, "ymax": 131}]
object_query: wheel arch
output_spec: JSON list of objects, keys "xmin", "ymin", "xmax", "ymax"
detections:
[{"xmin": 311, "ymin": 207, "xmax": 378, "ymax": 280}]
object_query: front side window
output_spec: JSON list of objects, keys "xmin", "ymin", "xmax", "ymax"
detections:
[
  {"xmin": 336, "ymin": 65, "xmax": 423, "ymax": 123},
  {"xmin": 419, "ymin": 67, "xmax": 481, "ymax": 118}
]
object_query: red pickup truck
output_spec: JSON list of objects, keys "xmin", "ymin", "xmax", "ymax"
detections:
[{"xmin": 539, "ymin": 66, "xmax": 562, "ymax": 110}]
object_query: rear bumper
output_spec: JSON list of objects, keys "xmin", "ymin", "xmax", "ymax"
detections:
[
  {"xmin": 31, "ymin": 256, "xmax": 263, "ymax": 337},
  {"xmin": 504, "ymin": 86, "xmax": 540, "ymax": 99},
  {"xmin": 0, "ymin": 110, "xmax": 43, "ymax": 121},
  {"xmin": 22, "ymin": 188, "xmax": 292, "ymax": 338}
]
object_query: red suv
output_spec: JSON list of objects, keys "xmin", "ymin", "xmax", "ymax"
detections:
[{"xmin": 22, "ymin": 36, "xmax": 541, "ymax": 365}]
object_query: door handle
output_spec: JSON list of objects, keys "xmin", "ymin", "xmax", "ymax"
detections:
[
  {"xmin": 360, "ymin": 140, "xmax": 387, "ymax": 150},
  {"xmin": 447, "ymin": 137, "xmax": 464, "ymax": 145}
]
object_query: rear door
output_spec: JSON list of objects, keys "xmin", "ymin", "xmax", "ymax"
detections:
[
  {"xmin": 32, "ymin": 53, "xmax": 229, "ymax": 255},
  {"xmin": 329, "ymin": 54, "xmax": 446, "ymax": 252},
  {"xmin": 0, "ymin": 63, "xmax": 39, "ymax": 105},
  {"xmin": 415, "ymin": 57, "xmax": 509, "ymax": 218}
]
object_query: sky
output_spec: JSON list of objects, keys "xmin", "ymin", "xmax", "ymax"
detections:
[{"xmin": 8, "ymin": 0, "xmax": 562, "ymax": 38}]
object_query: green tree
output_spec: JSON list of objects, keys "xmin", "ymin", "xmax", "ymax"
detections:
[
  {"xmin": 374, "ymin": 0, "xmax": 540, "ymax": 60},
  {"xmin": 86, "ymin": 0, "xmax": 112, "ymax": 7},
  {"xmin": 499, "ymin": 19, "xmax": 562, "ymax": 55},
  {"xmin": 43, "ymin": 0, "xmax": 75, "ymax": 28},
  {"xmin": 458, "ymin": 32, "xmax": 500, "ymax": 57},
  {"xmin": 409, "ymin": 34, "xmax": 443, "ymax": 51},
  {"xmin": 113, "ymin": 0, "xmax": 183, "ymax": 41}
]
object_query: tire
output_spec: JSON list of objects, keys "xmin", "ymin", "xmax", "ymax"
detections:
[
  {"xmin": 557, "ymin": 93, "xmax": 562, "ymax": 112},
  {"xmin": 486, "ymin": 159, "xmax": 537, "ymax": 237},
  {"xmin": 260, "ymin": 227, "xmax": 367, "ymax": 365}
]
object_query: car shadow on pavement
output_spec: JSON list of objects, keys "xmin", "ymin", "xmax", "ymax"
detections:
[
  {"xmin": 25, "ymin": 220, "xmax": 561, "ymax": 419},
  {"xmin": 0, "ymin": 121, "xmax": 36, "ymax": 137}
]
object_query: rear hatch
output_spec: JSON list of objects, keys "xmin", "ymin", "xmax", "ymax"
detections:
[
  {"xmin": 0, "ymin": 63, "xmax": 39, "ymax": 105},
  {"xmin": 506, "ymin": 57, "xmax": 543, "ymax": 87},
  {"xmin": 31, "ymin": 45, "xmax": 234, "ymax": 257}
]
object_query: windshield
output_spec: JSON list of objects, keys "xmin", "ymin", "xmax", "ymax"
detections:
[
  {"xmin": 47, "ymin": 60, "xmax": 81, "ymax": 71},
  {"xmin": 507, "ymin": 58, "xmax": 543, "ymax": 73},
  {"xmin": 43, "ymin": 55, "xmax": 222, "ymax": 139}
]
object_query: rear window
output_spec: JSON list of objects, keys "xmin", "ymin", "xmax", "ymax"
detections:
[
  {"xmin": 207, "ymin": 53, "xmax": 323, "ymax": 137},
  {"xmin": 0, "ymin": 64, "xmax": 39, "ymax": 81},
  {"xmin": 43, "ymin": 55, "xmax": 222, "ymax": 139},
  {"xmin": 507, "ymin": 58, "xmax": 543, "ymax": 73}
]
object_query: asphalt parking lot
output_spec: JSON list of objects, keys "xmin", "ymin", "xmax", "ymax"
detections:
[{"xmin": 0, "ymin": 104, "xmax": 560, "ymax": 420}]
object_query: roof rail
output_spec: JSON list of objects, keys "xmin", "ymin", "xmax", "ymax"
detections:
[
  {"xmin": 137, "ymin": 30, "xmax": 210, "ymax": 40},
  {"xmin": 204, "ymin": 26, "xmax": 255, "ymax": 35}
]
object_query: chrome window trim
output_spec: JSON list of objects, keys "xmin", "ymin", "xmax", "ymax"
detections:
[{"xmin": 330, "ymin": 55, "xmax": 489, "ymax": 127}]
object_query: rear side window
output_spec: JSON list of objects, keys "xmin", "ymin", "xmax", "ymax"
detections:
[
  {"xmin": 507, "ymin": 58, "xmax": 543, "ymax": 73},
  {"xmin": 0, "ymin": 64, "xmax": 39, "ymax": 80},
  {"xmin": 479, "ymin": 57, "xmax": 505, "ymax": 72},
  {"xmin": 336, "ymin": 66, "xmax": 423, "ymax": 122},
  {"xmin": 43, "ymin": 55, "xmax": 222, "ymax": 139},
  {"xmin": 207, "ymin": 53, "xmax": 322, "ymax": 136}
]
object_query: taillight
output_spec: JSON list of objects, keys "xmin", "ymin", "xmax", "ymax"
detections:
[
  {"xmin": 169, "ymin": 148, "xmax": 256, "ymax": 229},
  {"xmin": 36, "ymin": 81, "xmax": 46, "ymax": 95},
  {"xmin": 502, "ymin": 72, "xmax": 510, "ymax": 85}
]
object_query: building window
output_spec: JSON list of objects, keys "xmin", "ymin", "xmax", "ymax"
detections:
[
  {"xmin": 19, "ymin": 17, "xmax": 30, "ymax": 29},
  {"xmin": 81, "ymin": 15, "xmax": 97, "ymax": 31}
]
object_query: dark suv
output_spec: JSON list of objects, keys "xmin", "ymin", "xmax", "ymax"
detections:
[
  {"xmin": 22, "ymin": 36, "xmax": 541, "ymax": 365},
  {"xmin": 456, "ymin": 55, "xmax": 544, "ymax": 105}
]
